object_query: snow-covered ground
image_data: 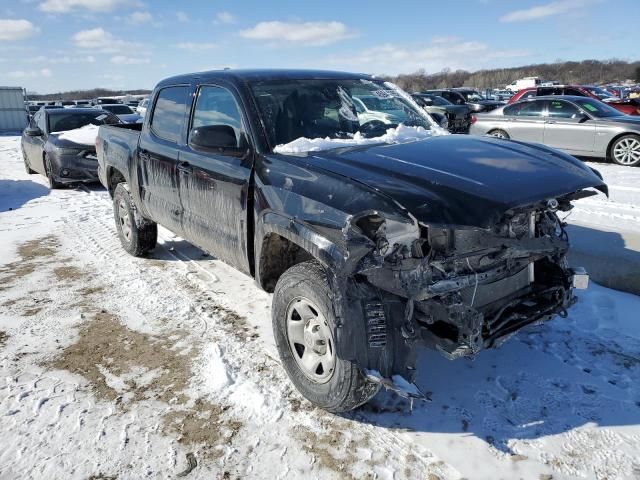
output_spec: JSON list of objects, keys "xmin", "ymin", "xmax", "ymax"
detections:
[{"xmin": 1, "ymin": 134, "xmax": 639, "ymax": 479}]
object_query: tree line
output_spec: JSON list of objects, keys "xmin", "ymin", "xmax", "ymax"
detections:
[
  {"xmin": 387, "ymin": 59, "xmax": 640, "ymax": 92},
  {"xmin": 27, "ymin": 88, "xmax": 151, "ymax": 101}
]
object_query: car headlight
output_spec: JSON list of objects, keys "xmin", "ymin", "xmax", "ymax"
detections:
[{"xmin": 56, "ymin": 148, "xmax": 83, "ymax": 155}]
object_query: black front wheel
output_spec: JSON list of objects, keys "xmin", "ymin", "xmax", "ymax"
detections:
[
  {"xmin": 44, "ymin": 154, "xmax": 62, "ymax": 189},
  {"xmin": 272, "ymin": 260, "xmax": 380, "ymax": 412}
]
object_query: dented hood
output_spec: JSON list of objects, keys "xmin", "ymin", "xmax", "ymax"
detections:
[{"xmin": 293, "ymin": 135, "xmax": 608, "ymax": 228}]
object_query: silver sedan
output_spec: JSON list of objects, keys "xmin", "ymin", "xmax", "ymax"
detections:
[{"xmin": 469, "ymin": 95, "xmax": 640, "ymax": 166}]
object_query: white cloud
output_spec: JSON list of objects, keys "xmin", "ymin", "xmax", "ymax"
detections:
[
  {"xmin": 0, "ymin": 19, "xmax": 38, "ymax": 41},
  {"xmin": 323, "ymin": 39, "xmax": 531, "ymax": 75},
  {"xmin": 128, "ymin": 11, "xmax": 152, "ymax": 24},
  {"xmin": 175, "ymin": 42, "xmax": 217, "ymax": 50},
  {"xmin": 25, "ymin": 55, "xmax": 95, "ymax": 64},
  {"xmin": 72, "ymin": 28, "xmax": 137, "ymax": 52},
  {"xmin": 240, "ymin": 21, "xmax": 355, "ymax": 46},
  {"xmin": 110, "ymin": 55, "xmax": 150, "ymax": 65},
  {"xmin": 500, "ymin": 0, "xmax": 595, "ymax": 22},
  {"xmin": 176, "ymin": 11, "xmax": 189, "ymax": 22},
  {"xmin": 8, "ymin": 68, "xmax": 52, "ymax": 78},
  {"xmin": 39, "ymin": 0, "xmax": 131, "ymax": 13},
  {"xmin": 215, "ymin": 11, "xmax": 235, "ymax": 24}
]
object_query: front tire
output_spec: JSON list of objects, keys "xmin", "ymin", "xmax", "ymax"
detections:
[
  {"xmin": 44, "ymin": 154, "xmax": 62, "ymax": 189},
  {"xmin": 22, "ymin": 148, "xmax": 35, "ymax": 174},
  {"xmin": 272, "ymin": 261, "xmax": 380, "ymax": 412},
  {"xmin": 610, "ymin": 134, "xmax": 640, "ymax": 166},
  {"xmin": 113, "ymin": 183, "xmax": 157, "ymax": 257}
]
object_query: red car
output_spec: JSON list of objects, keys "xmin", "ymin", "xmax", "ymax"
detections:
[{"xmin": 508, "ymin": 85, "xmax": 640, "ymax": 115}]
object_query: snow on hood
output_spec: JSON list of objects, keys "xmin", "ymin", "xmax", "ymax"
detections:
[
  {"xmin": 53, "ymin": 124, "xmax": 99, "ymax": 146},
  {"xmin": 273, "ymin": 124, "xmax": 446, "ymax": 154}
]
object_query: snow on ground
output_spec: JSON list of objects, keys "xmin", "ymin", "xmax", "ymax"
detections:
[
  {"xmin": 569, "ymin": 160, "xmax": 640, "ymax": 234},
  {"xmin": 1, "ymin": 135, "xmax": 640, "ymax": 479}
]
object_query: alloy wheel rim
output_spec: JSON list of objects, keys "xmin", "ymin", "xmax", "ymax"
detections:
[
  {"xmin": 490, "ymin": 131, "xmax": 507, "ymax": 139},
  {"xmin": 118, "ymin": 199, "xmax": 132, "ymax": 242},
  {"xmin": 613, "ymin": 138, "xmax": 640, "ymax": 165},
  {"xmin": 286, "ymin": 297, "xmax": 335, "ymax": 384}
]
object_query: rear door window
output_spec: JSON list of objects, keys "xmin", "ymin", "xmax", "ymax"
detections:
[
  {"xmin": 505, "ymin": 101, "xmax": 546, "ymax": 117},
  {"xmin": 150, "ymin": 86, "xmax": 190, "ymax": 143}
]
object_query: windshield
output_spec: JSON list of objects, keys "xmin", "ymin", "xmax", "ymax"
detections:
[
  {"xmin": 49, "ymin": 111, "xmax": 120, "ymax": 132},
  {"xmin": 458, "ymin": 90, "xmax": 485, "ymax": 102},
  {"xmin": 574, "ymin": 98, "xmax": 622, "ymax": 118},
  {"xmin": 102, "ymin": 105, "xmax": 134, "ymax": 114},
  {"xmin": 250, "ymin": 78, "xmax": 433, "ymax": 147},
  {"xmin": 584, "ymin": 86, "xmax": 615, "ymax": 99}
]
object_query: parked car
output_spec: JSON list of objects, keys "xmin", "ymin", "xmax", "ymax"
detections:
[
  {"xmin": 21, "ymin": 108, "xmax": 120, "ymax": 188},
  {"xmin": 95, "ymin": 97, "xmax": 123, "ymax": 105},
  {"xmin": 424, "ymin": 89, "xmax": 504, "ymax": 112},
  {"xmin": 136, "ymin": 98, "xmax": 149, "ymax": 116},
  {"xmin": 505, "ymin": 77, "xmax": 541, "ymax": 92},
  {"xmin": 99, "ymin": 104, "xmax": 143, "ymax": 124},
  {"xmin": 97, "ymin": 69, "xmax": 605, "ymax": 412},
  {"xmin": 412, "ymin": 93, "xmax": 472, "ymax": 133},
  {"xmin": 508, "ymin": 85, "xmax": 640, "ymax": 116},
  {"xmin": 470, "ymin": 96, "xmax": 640, "ymax": 166}
]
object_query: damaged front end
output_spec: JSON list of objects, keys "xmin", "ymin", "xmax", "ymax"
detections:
[{"xmin": 335, "ymin": 193, "xmax": 591, "ymax": 399}]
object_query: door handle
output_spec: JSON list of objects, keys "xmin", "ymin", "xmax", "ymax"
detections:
[{"xmin": 177, "ymin": 161, "xmax": 192, "ymax": 174}]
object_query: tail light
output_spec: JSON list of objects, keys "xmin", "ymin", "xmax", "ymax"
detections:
[{"xmin": 471, "ymin": 115, "xmax": 477, "ymax": 125}]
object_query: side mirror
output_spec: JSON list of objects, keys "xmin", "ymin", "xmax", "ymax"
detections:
[
  {"xmin": 190, "ymin": 124, "xmax": 237, "ymax": 150},
  {"xmin": 25, "ymin": 126, "xmax": 43, "ymax": 137}
]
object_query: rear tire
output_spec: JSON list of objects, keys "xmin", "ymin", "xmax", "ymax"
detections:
[
  {"xmin": 113, "ymin": 183, "xmax": 157, "ymax": 257},
  {"xmin": 488, "ymin": 129, "xmax": 510, "ymax": 139},
  {"xmin": 609, "ymin": 134, "xmax": 640, "ymax": 167},
  {"xmin": 22, "ymin": 148, "xmax": 35, "ymax": 174},
  {"xmin": 44, "ymin": 154, "xmax": 62, "ymax": 189},
  {"xmin": 272, "ymin": 260, "xmax": 380, "ymax": 412}
]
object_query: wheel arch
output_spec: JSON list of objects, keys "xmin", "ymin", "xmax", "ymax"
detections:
[{"xmin": 106, "ymin": 166, "xmax": 127, "ymax": 197}]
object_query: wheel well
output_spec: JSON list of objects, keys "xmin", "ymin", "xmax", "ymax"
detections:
[
  {"xmin": 607, "ymin": 132, "xmax": 640, "ymax": 161},
  {"xmin": 259, "ymin": 233, "xmax": 314, "ymax": 292},
  {"xmin": 107, "ymin": 167, "xmax": 126, "ymax": 197},
  {"xmin": 488, "ymin": 128, "xmax": 508, "ymax": 137}
]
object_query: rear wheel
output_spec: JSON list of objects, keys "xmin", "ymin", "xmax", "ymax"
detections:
[
  {"xmin": 487, "ymin": 129, "xmax": 510, "ymax": 139},
  {"xmin": 272, "ymin": 261, "xmax": 380, "ymax": 412},
  {"xmin": 113, "ymin": 183, "xmax": 157, "ymax": 257},
  {"xmin": 43, "ymin": 154, "xmax": 62, "ymax": 189},
  {"xmin": 610, "ymin": 134, "xmax": 640, "ymax": 166}
]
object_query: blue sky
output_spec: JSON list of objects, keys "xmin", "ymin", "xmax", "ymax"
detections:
[{"xmin": 0, "ymin": 0, "xmax": 638, "ymax": 93}]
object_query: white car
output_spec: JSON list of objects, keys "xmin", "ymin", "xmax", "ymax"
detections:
[{"xmin": 136, "ymin": 98, "xmax": 149, "ymax": 116}]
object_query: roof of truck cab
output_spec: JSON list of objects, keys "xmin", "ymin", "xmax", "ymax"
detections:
[{"xmin": 156, "ymin": 69, "xmax": 376, "ymax": 87}]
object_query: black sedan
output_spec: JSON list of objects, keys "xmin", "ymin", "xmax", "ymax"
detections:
[
  {"xmin": 424, "ymin": 89, "xmax": 505, "ymax": 113},
  {"xmin": 21, "ymin": 108, "xmax": 120, "ymax": 188},
  {"xmin": 99, "ymin": 104, "xmax": 143, "ymax": 124}
]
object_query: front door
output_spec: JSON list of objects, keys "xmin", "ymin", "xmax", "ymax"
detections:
[
  {"xmin": 543, "ymin": 99, "xmax": 595, "ymax": 154},
  {"xmin": 178, "ymin": 84, "xmax": 254, "ymax": 274},
  {"xmin": 138, "ymin": 85, "xmax": 191, "ymax": 234}
]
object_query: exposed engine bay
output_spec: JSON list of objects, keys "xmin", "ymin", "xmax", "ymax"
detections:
[{"xmin": 340, "ymin": 191, "xmax": 593, "ymax": 398}]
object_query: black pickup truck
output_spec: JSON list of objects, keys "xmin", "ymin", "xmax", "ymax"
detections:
[{"xmin": 97, "ymin": 69, "xmax": 607, "ymax": 412}]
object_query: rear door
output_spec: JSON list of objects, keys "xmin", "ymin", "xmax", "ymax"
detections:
[
  {"xmin": 543, "ymin": 99, "xmax": 595, "ymax": 154},
  {"xmin": 177, "ymin": 83, "xmax": 254, "ymax": 274},
  {"xmin": 503, "ymin": 100, "xmax": 547, "ymax": 143},
  {"xmin": 138, "ymin": 85, "xmax": 190, "ymax": 234}
]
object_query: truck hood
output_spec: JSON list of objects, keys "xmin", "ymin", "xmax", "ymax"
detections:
[{"xmin": 279, "ymin": 135, "xmax": 608, "ymax": 228}]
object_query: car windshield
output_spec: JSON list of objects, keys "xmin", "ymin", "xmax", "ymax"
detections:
[
  {"xmin": 574, "ymin": 98, "xmax": 622, "ymax": 118},
  {"xmin": 584, "ymin": 86, "xmax": 614, "ymax": 99},
  {"xmin": 459, "ymin": 91, "xmax": 485, "ymax": 102},
  {"xmin": 250, "ymin": 78, "xmax": 432, "ymax": 147},
  {"xmin": 102, "ymin": 105, "xmax": 134, "ymax": 114},
  {"xmin": 49, "ymin": 111, "xmax": 120, "ymax": 132}
]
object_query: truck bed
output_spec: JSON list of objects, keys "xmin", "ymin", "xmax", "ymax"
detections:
[{"xmin": 97, "ymin": 123, "xmax": 142, "ymax": 190}]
